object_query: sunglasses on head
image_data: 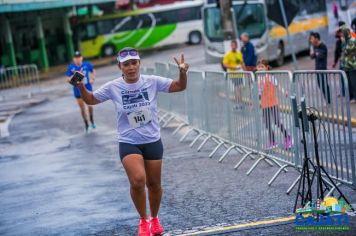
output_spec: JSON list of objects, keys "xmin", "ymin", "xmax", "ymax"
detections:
[{"xmin": 119, "ymin": 49, "xmax": 138, "ymax": 58}]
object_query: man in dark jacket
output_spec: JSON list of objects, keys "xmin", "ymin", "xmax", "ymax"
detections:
[
  {"xmin": 240, "ymin": 33, "xmax": 257, "ymax": 71},
  {"xmin": 310, "ymin": 32, "xmax": 331, "ymax": 104}
]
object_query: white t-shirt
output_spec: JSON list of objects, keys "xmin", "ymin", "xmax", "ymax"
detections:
[{"xmin": 93, "ymin": 74, "xmax": 173, "ymax": 144}]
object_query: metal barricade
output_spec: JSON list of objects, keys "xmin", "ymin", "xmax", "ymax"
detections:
[
  {"xmin": 145, "ymin": 67, "xmax": 155, "ymax": 75},
  {"xmin": 292, "ymin": 70, "xmax": 356, "ymax": 189},
  {"xmin": 186, "ymin": 70, "xmax": 206, "ymax": 130},
  {"xmin": 154, "ymin": 62, "xmax": 171, "ymax": 120},
  {"xmin": 0, "ymin": 64, "xmax": 40, "ymax": 100},
  {"xmin": 226, "ymin": 71, "xmax": 258, "ymax": 151},
  {"xmin": 154, "ymin": 64, "xmax": 356, "ymax": 189},
  {"xmin": 166, "ymin": 63, "xmax": 188, "ymax": 124}
]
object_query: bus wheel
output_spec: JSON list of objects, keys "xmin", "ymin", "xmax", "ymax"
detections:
[
  {"xmin": 102, "ymin": 45, "xmax": 116, "ymax": 57},
  {"xmin": 188, "ymin": 31, "xmax": 202, "ymax": 45},
  {"xmin": 276, "ymin": 43, "xmax": 284, "ymax": 66}
]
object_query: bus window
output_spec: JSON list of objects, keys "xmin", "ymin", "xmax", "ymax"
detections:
[
  {"xmin": 177, "ymin": 7, "xmax": 201, "ymax": 21},
  {"xmin": 113, "ymin": 17, "xmax": 137, "ymax": 32},
  {"xmin": 155, "ymin": 10, "xmax": 177, "ymax": 25},
  {"xmin": 79, "ymin": 23, "xmax": 97, "ymax": 40},
  {"xmin": 203, "ymin": 7, "xmax": 224, "ymax": 41},
  {"xmin": 97, "ymin": 20, "xmax": 114, "ymax": 35},
  {"xmin": 203, "ymin": 4, "xmax": 265, "ymax": 41},
  {"xmin": 138, "ymin": 14, "xmax": 153, "ymax": 28},
  {"xmin": 233, "ymin": 4, "xmax": 266, "ymax": 39},
  {"xmin": 296, "ymin": 0, "xmax": 326, "ymax": 15}
]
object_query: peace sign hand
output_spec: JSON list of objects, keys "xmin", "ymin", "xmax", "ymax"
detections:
[{"xmin": 174, "ymin": 54, "xmax": 189, "ymax": 73}]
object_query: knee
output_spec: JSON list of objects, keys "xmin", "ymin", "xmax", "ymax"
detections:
[
  {"xmin": 146, "ymin": 182, "xmax": 162, "ymax": 192},
  {"xmin": 78, "ymin": 104, "xmax": 85, "ymax": 111},
  {"xmin": 130, "ymin": 175, "xmax": 146, "ymax": 190}
]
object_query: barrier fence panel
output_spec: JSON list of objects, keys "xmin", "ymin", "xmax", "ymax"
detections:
[
  {"xmin": 186, "ymin": 70, "xmax": 206, "ymax": 130},
  {"xmin": 167, "ymin": 63, "xmax": 188, "ymax": 123},
  {"xmin": 145, "ymin": 67, "xmax": 155, "ymax": 75},
  {"xmin": 226, "ymin": 71, "xmax": 259, "ymax": 150},
  {"xmin": 152, "ymin": 63, "xmax": 355, "ymax": 188},
  {"xmin": 155, "ymin": 62, "xmax": 171, "ymax": 112},
  {"xmin": 292, "ymin": 70, "xmax": 355, "ymax": 188},
  {"xmin": 0, "ymin": 64, "xmax": 40, "ymax": 100},
  {"xmin": 204, "ymin": 71, "xmax": 230, "ymax": 140},
  {"xmin": 255, "ymin": 71, "xmax": 298, "ymax": 166},
  {"xmin": 0, "ymin": 64, "xmax": 39, "ymax": 89}
]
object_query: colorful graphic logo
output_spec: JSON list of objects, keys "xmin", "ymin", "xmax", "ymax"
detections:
[{"xmin": 294, "ymin": 197, "xmax": 351, "ymax": 231}]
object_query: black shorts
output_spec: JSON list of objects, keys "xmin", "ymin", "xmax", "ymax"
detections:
[{"xmin": 119, "ymin": 139, "xmax": 164, "ymax": 161}]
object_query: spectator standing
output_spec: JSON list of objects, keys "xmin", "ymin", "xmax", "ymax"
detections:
[
  {"xmin": 310, "ymin": 32, "xmax": 331, "ymax": 104},
  {"xmin": 240, "ymin": 33, "xmax": 257, "ymax": 72},
  {"xmin": 340, "ymin": 25, "xmax": 356, "ymax": 103}
]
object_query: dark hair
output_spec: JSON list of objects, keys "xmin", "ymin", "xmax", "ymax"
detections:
[
  {"xmin": 257, "ymin": 59, "xmax": 272, "ymax": 70},
  {"xmin": 310, "ymin": 32, "xmax": 320, "ymax": 40},
  {"xmin": 338, "ymin": 21, "xmax": 346, "ymax": 27}
]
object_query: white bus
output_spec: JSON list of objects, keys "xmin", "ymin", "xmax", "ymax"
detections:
[
  {"xmin": 76, "ymin": 0, "xmax": 204, "ymax": 58},
  {"xmin": 203, "ymin": 0, "xmax": 328, "ymax": 66}
]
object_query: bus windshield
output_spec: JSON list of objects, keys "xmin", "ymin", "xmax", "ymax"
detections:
[{"xmin": 204, "ymin": 3, "xmax": 266, "ymax": 41}]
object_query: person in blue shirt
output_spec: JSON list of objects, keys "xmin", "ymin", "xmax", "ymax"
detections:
[
  {"xmin": 66, "ymin": 51, "xmax": 96, "ymax": 132},
  {"xmin": 240, "ymin": 32, "xmax": 257, "ymax": 71}
]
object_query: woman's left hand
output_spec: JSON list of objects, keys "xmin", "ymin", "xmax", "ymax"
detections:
[{"xmin": 174, "ymin": 54, "xmax": 189, "ymax": 73}]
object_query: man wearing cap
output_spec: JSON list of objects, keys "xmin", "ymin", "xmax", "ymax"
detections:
[
  {"xmin": 66, "ymin": 51, "xmax": 96, "ymax": 132},
  {"xmin": 68, "ymin": 47, "xmax": 189, "ymax": 236}
]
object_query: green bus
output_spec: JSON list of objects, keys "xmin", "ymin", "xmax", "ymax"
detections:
[{"xmin": 75, "ymin": 0, "xmax": 204, "ymax": 58}]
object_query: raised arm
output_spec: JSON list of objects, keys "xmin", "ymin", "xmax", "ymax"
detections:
[
  {"xmin": 169, "ymin": 54, "xmax": 189, "ymax": 93},
  {"xmin": 67, "ymin": 72, "xmax": 101, "ymax": 105},
  {"xmin": 77, "ymin": 83, "xmax": 101, "ymax": 105}
]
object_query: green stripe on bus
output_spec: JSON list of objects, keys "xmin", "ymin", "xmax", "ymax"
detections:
[
  {"xmin": 107, "ymin": 24, "xmax": 176, "ymax": 50},
  {"xmin": 139, "ymin": 24, "xmax": 176, "ymax": 48}
]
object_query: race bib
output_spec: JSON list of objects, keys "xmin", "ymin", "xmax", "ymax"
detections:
[{"xmin": 127, "ymin": 107, "xmax": 152, "ymax": 128}]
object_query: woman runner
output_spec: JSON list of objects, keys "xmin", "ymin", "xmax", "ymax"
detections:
[{"xmin": 68, "ymin": 47, "xmax": 189, "ymax": 236}]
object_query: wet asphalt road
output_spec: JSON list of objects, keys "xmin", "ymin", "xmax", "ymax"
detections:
[{"xmin": 1, "ymin": 71, "xmax": 356, "ymax": 236}]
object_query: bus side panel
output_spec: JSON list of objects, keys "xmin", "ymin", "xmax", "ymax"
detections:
[
  {"xmin": 138, "ymin": 24, "xmax": 177, "ymax": 49},
  {"xmin": 80, "ymin": 36, "xmax": 106, "ymax": 58},
  {"xmin": 154, "ymin": 20, "xmax": 202, "ymax": 47}
]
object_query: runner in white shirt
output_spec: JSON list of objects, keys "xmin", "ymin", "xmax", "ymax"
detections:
[{"xmin": 69, "ymin": 47, "xmax": 189, "ymax": 236}]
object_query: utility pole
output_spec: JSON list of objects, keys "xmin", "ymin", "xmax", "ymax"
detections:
[
  {"xmin": 219, "ymin": 0, "xmax": 236, "ymax": 53},
  {"xmin": 219, "ymin": 0, "xmax": 234, "ymax": 40}
]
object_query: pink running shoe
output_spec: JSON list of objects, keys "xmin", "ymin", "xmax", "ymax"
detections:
[
  {"xmin": 138, "ymin": 218, "xmax": 150, "ymax": 236},
  {"xmin": 150, "ymin": 217, "xmax": 164, "ymax": 236},
  {"xmin": 284, "ymin": 135, "xmax": 292, "ymax": 150}
]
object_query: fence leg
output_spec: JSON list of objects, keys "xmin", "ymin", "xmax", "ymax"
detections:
[
  {"xmin": 209, "ymin": 141, "xmax": 224, "ymax": 158},
  {"xmin": 246, "ymin": 154, "xmax": 273, "ymax": 176},
  {"xmin": 172, "ymin": 123, "xmax": 187, "ymax": 135},
  {"xmin": 189, "ymin": 133, "xmax": 205, "ymax": 147},
  {"xmin": 269, "ymin": 159, "xmax": 288, "ymax": 173},
  {"xmin": 262, "ymin": 158, "xmax": 275, "ymax": 167},
  {"xmin": 162, "ymin": 115, "xmax": 176, "ymax": 127},
  {"xmin": 197, "ymin": 134, "xmax": 212, "ymax": 152},
  {"xmin": 159, "ymin": 112, "xmax": 171, "ymax": 123},
  {"xmin": 268, "ymin": 164, "xmax": 290, "ymax": 186},
  {"xmin": 325, "ymin": 182, "xmax": 342, "ymax": 198},
  {"xmin": 218, "ymin": 144, "xmax": 235, "ymax": 163},
  {"xmin": 179, "ymin": 128, "xmax": 195, "ymax": 142},
  {"xmin": 234, "ymin": 151, "xmax": 255, "ymax": 170},
  {"xmin": 286, "ymin": 175, "xmax": 301, "ymax": 195}
]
